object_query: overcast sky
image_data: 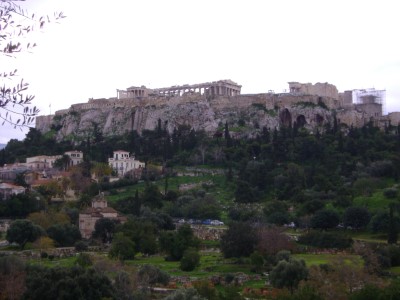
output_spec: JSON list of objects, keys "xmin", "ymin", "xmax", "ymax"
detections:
[{"xmin": 1, "ymin": 0, "xmax": 399, "ymax": 144}]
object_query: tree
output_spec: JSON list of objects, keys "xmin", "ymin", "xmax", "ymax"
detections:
[
  {"xmin": 137, "ymin": 265, "xmax": 170, "ymax": 287},
  {"xmin": 23, "ymin": 266, "xmax": 115, "ymax": 300},
  {"xmin": 159, "ymin": 224, "xmax": 200, "ymax": 261},
  {"xmin": 388, "ymin": 203, "xmax": 399, "ymax": 244},
  {"xmin": 0, "ymin": 256, "xmax": 26, "ymax": 300},
  {"xmin": 343, "ymin": 207, "xmax": 371, "ymax": 229},
  {"xmin": 0, "ymin": 1, "xmax": 64, "ymax": 128},
  {"xmin": 0, "ymin": 193, "xmax": 44, "ymax": 218},
  {"xmin": 305, "ymin": 258, "xmax": 382, "ymax": 299},
  {"xmin": 92, "ymin": 218, "xmax": 118, "ymax": 243},
  {"xmin": 117, "ymin": 219, "xmax": 158, "ymax": 255},
  {"xmin": 33, "ymin": 236, "xmax": 55, "ymax": 250},
  {"xmin": 220, "ymin": 222, "xmax": 259, "ymax": 258},
  {"xmin": 91, "ymin": 162, "xmax": 113, "ymax": 180},
  {"xmin": 256, "ymin": 227, "xmax": 296, "ymax": 256},
  {"xmin": 53, "ymin": 155, "xmax": 71, "ymax": 171},
  {"xmin": 108, "ymin": 233, "xmax": 135, "ymax": 261},
  {"xmin": 142, "ymin": 184, "xmax": 163, "ymax": 209},
  {"xmin": 27, "ymin": 211, "xmax": 70, "ymax": 230},
  {"xmin": 180, "ymin": 247, "xmax": 200, "ymax": 271},
  {"xmin": 6, "ymin": 219, "xmax": 44, "ymax": 249},
  {"xmin": 234, "ymin": 180, "xmax": 258, "ymax": 203},
  {"xmin": 310, "ymin": 209, "xmax": 340, "ymax": 230},
  {"xmin": 47, "ymin": 223, "xmax": 81, "ymax": 247},
  {"xmin": 270, "ymin": 258, "xmax": 308, "ymax": 294}
]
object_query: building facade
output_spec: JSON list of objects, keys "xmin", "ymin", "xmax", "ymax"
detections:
[
  {"xmin": 0, "ymin": 183, "xmax": 25, "ymax": 200},
  {"xmin": 78, "ymin": 198, "xmax": 126, "ymax": 239},
  {"xmin": 108, "ymin": 150, "xmax": 145, "ymax": 177}
]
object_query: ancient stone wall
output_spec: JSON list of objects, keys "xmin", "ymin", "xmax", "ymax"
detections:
[
  {"xmin": 388, "ymin": 112, "xmax": 400, "ymax": 125},
  {"xmin": 288, "ymin": 82, "xmax": 339, "ymax": 99}
]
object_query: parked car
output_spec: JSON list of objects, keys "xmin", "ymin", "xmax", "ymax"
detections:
[
  {"xmin": 202, "ymin": 219, "xmax": 212, "ymax": 225},
  {"xmin": 210, "ymin": 220, "xmax": 224, "ymax": 226}
]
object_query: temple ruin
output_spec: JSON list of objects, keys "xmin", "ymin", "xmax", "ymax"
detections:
[{"xmin": 117, "ymin": 79, "xmax": 241, "ymax": 99}]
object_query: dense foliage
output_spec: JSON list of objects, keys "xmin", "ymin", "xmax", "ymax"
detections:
[{"xmin": 2, "ymin": 119, "xmax": 400, "ymax": 298}]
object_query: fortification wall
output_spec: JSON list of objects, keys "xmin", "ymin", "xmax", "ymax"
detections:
[
  {"xmin": 388, "ymin": 112, "xmax": 400, "ymax": 125},
  {"xmin": 35, "ymin": 115, "xmax": 55, "ymax": 132}
]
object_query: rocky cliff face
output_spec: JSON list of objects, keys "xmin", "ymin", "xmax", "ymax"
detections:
[{"xmin": 36, "ymin": 93, "xmax": 361, "ymax": 141}]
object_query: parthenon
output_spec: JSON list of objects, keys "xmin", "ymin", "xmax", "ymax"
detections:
[{"xmin": 117, "ymin": 79, "xmax": 241, "ymax": 99}]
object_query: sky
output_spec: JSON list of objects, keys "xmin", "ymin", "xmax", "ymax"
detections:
[{"xmin": 1, "ymin": 0, "xmax": 399, "ymax": 144}]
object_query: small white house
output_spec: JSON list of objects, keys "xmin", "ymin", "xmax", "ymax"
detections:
[
  {"xmin": 108, "ymin": 150, "xmax": 145, "ymax": 177},
  {"xmin": 0, "ymin": 183, "xmax": 25, "ymax": 200},
  {"xmin": 64, "ymin": 151, "xmax": 84, "ymax": 166}
]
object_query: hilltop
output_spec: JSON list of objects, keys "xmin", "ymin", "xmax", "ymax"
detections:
[{"xmin": 35, "ymin": 80, "xmax": 399, "ymax": 142}]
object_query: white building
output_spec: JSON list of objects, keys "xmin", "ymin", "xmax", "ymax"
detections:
[
  {"xmin": 64, "ymin": 151, "xmax": 84, "ymax": 166},
  {"xmin": 0, "ymin": 183, "xmax": 25, "ymax": 200},
  {"xmin": 108, "ymin": 150, "xmax": 145, "ymax": 177},
  {"xmin": 26, "ymin": 155, "xmax": 62, "ymax": 170}
]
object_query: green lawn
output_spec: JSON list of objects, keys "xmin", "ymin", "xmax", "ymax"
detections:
[
  {"xmin": 349, "ymin": 231, "xmax": 388, "ymax": 244},
  {"xmin": 390, "ymin": 266, "xmax": 400, "ymax": 275},
  {"xmin": 353, "ymin": 190, "xmax": 391, "ymax": 213},
  {"xmin": 28, "ymin": 255, "xmax": 77, "ymax": 268},
  {"xmin": 293, "ymin": 253, "xmax": 363, "ymax": 267},
  {"xmin": 126, "ymin": 252, "xmax": 253, "ymax": 278}
]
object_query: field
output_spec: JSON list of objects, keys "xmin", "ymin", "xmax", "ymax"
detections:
[
  {"xmin": 293, "ymin": 253, "xmax": 363, "ymax": 267},
  {"xmin": 26, "ymin": 249, "xmax": 365, "ymax": 293}
]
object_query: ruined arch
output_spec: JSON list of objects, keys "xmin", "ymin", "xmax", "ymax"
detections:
[
  {"xmin": 296, "ymin": 115, "xmax": 307, "ymax": 128},
  {"xmin": 279, "ymin": 108, "xmax": 292, "ymax": 127}
]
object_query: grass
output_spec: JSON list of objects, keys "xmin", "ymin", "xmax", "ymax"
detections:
[
  {"xmin": 353, "ymin": 190, "xmax": 391, "ymax": 213},
  {"xmin": 390, "ymin": 266, "xmax": 400, "ymax": 275},
  {"xmin": 126, "ymin": 252, "xmax": 255, "ymax": 278},
  {"xmin": 28, "ymin": 255, "xmax": 77, "ymax": 268},
  {"xmin": 349, "ymin": 231, "xmax": 388, "ymax": 244},
  {"xmin": 106, "ymin": 172, "xmax": 234, "ymax": 205},
  {"xmin": 293, "ymin": 253, "xmax": 363, "ymax": 267}
]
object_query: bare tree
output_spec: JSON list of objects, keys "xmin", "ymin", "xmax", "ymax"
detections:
[{"xmin": 0, "ymin": 1, "xmax": 64, "ymax": 128}]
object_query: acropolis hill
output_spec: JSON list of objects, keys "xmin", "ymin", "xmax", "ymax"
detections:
[{"xmin": 36, "ymin": 80, "xmax": 400, "ymax": 141}]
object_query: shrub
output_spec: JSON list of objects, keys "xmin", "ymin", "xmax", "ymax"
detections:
[
  {"xmin": 310, "ymin": 209, "xmax": 340, "ymax": 230},
  {"xmin": 138, "ymin": 264, "xmax": 170, "ymax": 286},
  {"xmin": 75, "ymin": 253, "xmax": 93, "ymax": 267},
  {"xmin": 75, "ymin": 241, "xmax": 88, "ymax": 252},
  {"xmin": 180, "ymin": 248, "xmax": 200, "ymax": 271},
  {"xmin": 343, "ymin": 207, "xmax": 371, "ymax": 229}
]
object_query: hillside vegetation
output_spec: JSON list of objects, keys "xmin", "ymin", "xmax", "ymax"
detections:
[{"xmin": 2, "ymin": 120, "xmax": 400, "ymax": 299}]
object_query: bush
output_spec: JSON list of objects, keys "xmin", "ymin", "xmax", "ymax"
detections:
[
  {"xmin": 310, "ymin": 209, "xmax": 340, "ymax": 230},
  {"xmin": 180, "ymin": 248, "xmax": 200, "ymax": 271},
  {"xmin": 343, "ymin": 207, "xmax": 370, "ymax": 229},
  {"xmin": 138, "ymin": 264, "xmax": 170, "ymax": 286},
  {"xmin": 384, "ymin": 188, "xmax": 398, "ymax": 199},
  {"xmin": 75, "ymin": 253, "xmax": 93, "ymax": 268},
  {"xmin": 298, "ymin": 231, "xmax": 353, "ymax": 249},
  {"xmin": 75, "ymin": 241, "xmax": 88, "ymax": 252}
]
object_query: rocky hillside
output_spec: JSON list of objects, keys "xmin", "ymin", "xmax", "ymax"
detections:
[{"xmin": 36, "ymin": 93, "xmax": 361, "ymax": 142}]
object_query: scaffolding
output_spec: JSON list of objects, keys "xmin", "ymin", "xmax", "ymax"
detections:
[{"xmin": 352, "ymin": 88, "xmax": 386, "ymax": 114}]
